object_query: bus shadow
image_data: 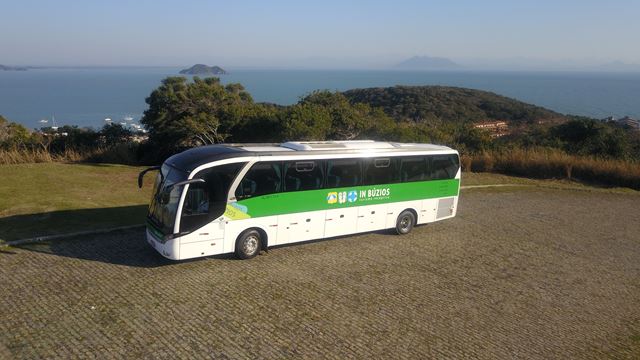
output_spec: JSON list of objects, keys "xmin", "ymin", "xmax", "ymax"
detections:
[
  {"xmin": 0, "ymin": 206, "xmax": 174, "ymax": 268},
  {"xmin": 0, "ymin": 205, "xmax": 149, "ymax": 243},
  {"xmin": 13, "ymin": 226, "xmax": 174, "ymax": 268}
]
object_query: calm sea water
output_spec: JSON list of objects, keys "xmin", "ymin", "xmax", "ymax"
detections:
[{"xmin": 1, "ymin": 67, "xmax": 639, "ymax": 129}]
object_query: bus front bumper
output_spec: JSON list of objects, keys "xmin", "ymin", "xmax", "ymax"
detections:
[{"xmin": 146, "ymin": 228, "xmax": 179, "ymax": 260}]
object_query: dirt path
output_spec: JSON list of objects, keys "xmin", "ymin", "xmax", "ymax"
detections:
[{"xmin": 1, "ymin": 188, "xmax": 639, "ymax": 359}]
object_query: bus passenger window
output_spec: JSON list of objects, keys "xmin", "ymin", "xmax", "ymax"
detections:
[
  {"xmin": 431, "ymin": 155, "xmax": 460, "ymax": 180},
  {"xmin": 236, "ymin": 162, "xmax": 282, "ymax": 199},
  {"xmin": 326, "ymin": 159, "xmax": 361, "ymax": 188},
  {"xmin": 363, "ymin": 158, "xmax": 397, "ymax": 185},
  {"xmin": 399, "ymin": 157, "xmax": 427, "ymax": 182},
  {"xmin": 284, "ymin": 161, "xmax": 324, "ymax": 192}
]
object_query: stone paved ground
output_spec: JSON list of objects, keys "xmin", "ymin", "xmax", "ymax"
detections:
[{"xmin": 1, "ymin": 188, "xmax": 639, "ymax": 359}]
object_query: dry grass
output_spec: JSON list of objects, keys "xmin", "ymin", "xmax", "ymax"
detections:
[
  {"xmin": 0, "ymin": 148, "xmax": 87, "ymax": 164},
  {"xmin": 0, "ymin": 144, "xmax": 139, "ymax": 165},
  {"xmin": 462, "ymin": 149, "xmax": 640, "ymax": 190}
]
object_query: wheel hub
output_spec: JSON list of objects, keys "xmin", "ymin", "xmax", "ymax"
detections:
[
  {"xmin": 401, "ymin": 216, "xmax": 410, "ymax": 230},
  {"xmin": 243, "ymin": 235, "xmax": 259, "ymax": 254}
]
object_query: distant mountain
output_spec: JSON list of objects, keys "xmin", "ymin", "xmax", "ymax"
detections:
[
  {"xmin": 0, "ymin": 64, "xmax": 28, "ymax": 71},
  {"xmin": 179, "ymin": 64, "xmax": 227, "ymax": 75},
  {"xmin": 596, "ymin": 61, "xmax": 640, "ymax": 72},
  {"xmin": 395, "ymin": 56, "xmax": 460, "ymax": 70}
]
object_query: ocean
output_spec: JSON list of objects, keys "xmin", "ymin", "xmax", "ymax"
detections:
[{"xmin": 1, "ymin": 67, "xmax": 639, "ymax": 129}]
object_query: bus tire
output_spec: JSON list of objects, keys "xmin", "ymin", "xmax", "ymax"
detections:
[
  {"xmin": 235, "ymin": 229, "xmax": 262, "ymax": 260},
  {"xmin": 395, "ymin": 210, "xmax": 416, "ymax": 235}
]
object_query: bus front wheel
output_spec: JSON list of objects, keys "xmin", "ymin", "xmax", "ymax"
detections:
[
  {"xmin": 395, "ymin": 210, "xmax": 416, "ymax": 235},
  {"xmin": 235, "ymin": 229, "xmax": 262, "ymax": 260}
]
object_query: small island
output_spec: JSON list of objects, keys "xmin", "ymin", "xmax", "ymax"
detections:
[
  {"xmin": 0, "ymin": 64, "xmax": 28, "ymax": 71},
  {"xmin": 179, "ymin": 64, "xmax": 227, "ymax": 75}
]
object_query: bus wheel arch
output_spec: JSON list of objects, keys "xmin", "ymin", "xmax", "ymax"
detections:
[
  {"xmin": 234, "ymin": 227, "xmax": 267, "ymax": 260},
  {"xmin": 396, "ymin": 209, "xmax": 417, "ymax": 235},
  {"xmin": 255, "ymin": 227, "xmax": 268, "ymax": 252}
]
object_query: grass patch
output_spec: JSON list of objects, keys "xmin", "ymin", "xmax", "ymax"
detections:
[{"xmin": 0, "ymin": 163, "xmax": 153, "ymax": 242}]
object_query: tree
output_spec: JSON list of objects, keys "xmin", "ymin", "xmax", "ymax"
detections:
[
  {"xmin": 551, "ymin": 119, "xmax": 632, "ymax": 159},
  {"xmin": 141, "ymin": 77, "xmax": 255, "ymax": 154},
  {"xmin": 279, "ymin": 102, "xmax": 332, "ymax": 141},
  {"xmin": 100, "ymin": 123, "xmax": 132, "ymax": 147},
  {"xmin": 50, "ymin": 125, "xmax": 96, "ymax": 150},
  {"xmin": 298, "ymin": 91, "xmax": 395, "ymax": 140},
  {"xmin": 0, "ymin": 115, "xmax": 33, "ymax": 148},
  {"xmin": 454, "ymin": 125, "xmax": 493, "ymax": 153}
]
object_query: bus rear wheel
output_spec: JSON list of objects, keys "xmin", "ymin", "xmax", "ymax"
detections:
[
  {"xmin": 395, "ymin": 210, "xmax": 416, "ymax": 235},
  {"xmin": 235, "ymin": 229, "xmax": 262, "ymax": 260}
]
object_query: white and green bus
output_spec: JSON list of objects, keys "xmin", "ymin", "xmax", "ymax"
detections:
[{"xmin": 138, "ymin": 140, "xmax": 460, "ymax": 260}]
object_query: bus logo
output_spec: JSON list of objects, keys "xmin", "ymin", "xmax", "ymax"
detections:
[
  {"xmin": 338, "ymin": 192, "xmax": 347, "ymax": 204},
  {"xmin": 347, "ymin": 190, "xmax": 358, "ymax": 203},
  {"xmin": 327, "ymin": 192, "xmax": 338, "ymax": 204}
]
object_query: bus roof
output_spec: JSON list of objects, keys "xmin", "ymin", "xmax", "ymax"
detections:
[{"xmin": 165, "ymin": 140, "xmax": 456, "ymax": 172}]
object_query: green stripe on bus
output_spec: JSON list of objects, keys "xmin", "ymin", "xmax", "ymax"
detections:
[{"xmin": 226, "ymin": 179, "xmax": 459, "ymax": 219}]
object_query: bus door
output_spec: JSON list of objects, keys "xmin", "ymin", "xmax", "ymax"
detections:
[{"xmin": 177, "ymin": 162, "xmax": 247, "ymax": 257}]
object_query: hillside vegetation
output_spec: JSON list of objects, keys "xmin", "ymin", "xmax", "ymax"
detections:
[
  {"xmin": 1, "ymin": 78, "xmax": 639, "ymax": 189},
  {"xmin": 343, "ymin": 85, "xmax": 564, "ymax": 125}
]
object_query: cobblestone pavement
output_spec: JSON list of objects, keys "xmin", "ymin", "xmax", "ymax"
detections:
[{"xmin": 1, "ymin": 189, "xmax": 639, "ymax": 359}]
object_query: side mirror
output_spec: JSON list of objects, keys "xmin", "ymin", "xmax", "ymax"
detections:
[{"xmin": 138, "ymin": 166, "xmax": 161, "ymax": 188}]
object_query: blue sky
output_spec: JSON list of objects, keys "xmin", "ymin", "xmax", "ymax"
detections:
[{"xmin": 1, "ymin": 0, "xmax": 639, "ymax": 68}]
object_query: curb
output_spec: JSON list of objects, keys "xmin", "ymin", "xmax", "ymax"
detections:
[
  {"xmin": 2, "ymin": 224, "xmax": 145, "ymax": 247},
  {"xmin": 460, "ymin": 184, "xmax": 530, "ymax": 189}
]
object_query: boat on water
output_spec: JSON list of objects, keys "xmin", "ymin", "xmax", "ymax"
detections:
[{"xmin": 50, "ymin": 116, "xmax": 58, "ymax": 131}]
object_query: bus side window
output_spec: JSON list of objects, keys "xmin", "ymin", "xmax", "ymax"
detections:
[
  {"xmin": 363, "ymin": 157, "xmax": 398, "ymax": 185},
  {"xmin": 283, "ymin": 160, "xmax": 324, "ymax": 192},
  {"xmin": 326, "ymin": 159, "xmax": 362, "ymax": 188},
  {"xmin": 399, "ymin": 156, "xmax": 428, "ymax": 182},
  {"xmin": 431, "ymin": 155, "xmax": 460, "ymax": 180},
  {"xmin": 236, "ymin": 162, "xmax": 282, "ymax": 200}
]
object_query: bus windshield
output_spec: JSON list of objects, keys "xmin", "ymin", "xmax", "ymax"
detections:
[{"xmin": 148, "ymin": 164, "xmax": 187, "ymax": 236}]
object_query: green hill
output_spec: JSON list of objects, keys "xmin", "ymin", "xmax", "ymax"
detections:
[{"xmin": 343, "ymin": 85, "xmax": 566, "ymax": 125}]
